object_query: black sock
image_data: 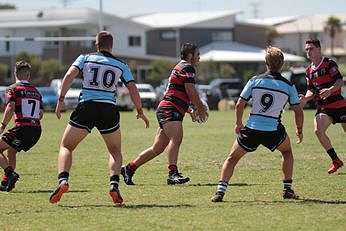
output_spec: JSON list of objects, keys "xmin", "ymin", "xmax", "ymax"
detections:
[
  {"xmin": 4, "ymin": 166, "xmax": 14, "ymax": 176},
  {"xmin": 110, "ymin": 175, "xmax": 119, "ymax": 188},
  {"xmin": 283, "ymin": 179, "xmax": 293, "ymax": 191},
  {"xmin": 327, "ymin": 148, "xmax": 338, "ymax": 160},
  {"xmin": 58, "ymin": 171, "xmax": 69, "ymax": 184}
]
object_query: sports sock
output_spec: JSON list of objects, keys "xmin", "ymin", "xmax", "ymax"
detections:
[
  {"xmin": 216, "ymin": 180, "xmax": 228, "ymax": 193},
  {"xmin": 58, "ymin": 171, "xmax": 69, "ymax": 185},
  {"xmin": 128, "ymin": 162, "xmax": 138, "ymax": 172},
  {"xmin": 327, "ymin": 148, "xmax": 338, "ymax": 160},
  {"xmin": 2, "ymin": 175, "xmax": 8, "ymax": 182},
  {"xmin": 4, "ymin": 166, "xmax": 14, "ymax": 176},
  {"xmin": 283, "ymin": 179, "xmax": 293, "ymax": 191},
  {"xmin": 110, "ymin": 175, "xmax": 120, "ymax": 188},
  {"xmin": 168, "ymin": 165, "xmax": 178, "ymax": 175}
]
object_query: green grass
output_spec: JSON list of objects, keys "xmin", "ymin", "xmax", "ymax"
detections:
[{"xmin": 0, "ymin": 109, "xmax": 345, "ymax": 231}]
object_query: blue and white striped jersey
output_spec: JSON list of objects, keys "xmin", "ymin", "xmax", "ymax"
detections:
[
  {"xmin": 72, "ymin": 51, "xmax": 134, "ymax": 105},
  {"xmin": 240, "ymin": 72, "xmax": 300, "ymax": 131}
]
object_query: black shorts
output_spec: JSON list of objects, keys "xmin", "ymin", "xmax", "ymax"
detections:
[
  {"xmin": 2, "ymin": 126, "xmax": 42, "ymax": 152},
  {"xmin": 316, "ymin": 107, "xmax": 346, "ymax": 124},
  {"xmin": 156, "ymin": 106, "xmax": 183, "ymax": 129},
  {"xmin": 237, "ymin": 124, "xmax": 287, "ymax": 152},
  {"xmin": 69, "ymin": 101, "xmax": 120, "ymax": 134}
]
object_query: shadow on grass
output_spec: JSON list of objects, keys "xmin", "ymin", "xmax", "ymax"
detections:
[
  {"xmin": 188, "ymin": 182, "xmax": 261, "ymax": 187},
  {"xmin": 223, "ymin": 198, "xmax": 346, "ymax": 205},
  {"xmin": 59, "ymin": 203, "xmax": 194, "ymax": 209},
  {"xmin": 13, "ymin": 189, "xmax": 89, "ymax": 194}
]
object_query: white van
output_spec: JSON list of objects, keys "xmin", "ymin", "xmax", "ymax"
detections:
[{"xmin": 50, "ymin": 78, "xmax": 82, "ymax": 109}]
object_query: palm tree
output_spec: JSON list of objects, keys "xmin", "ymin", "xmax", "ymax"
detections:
[{"xmin": 324, "ymin": 16, "xmax": 342, "ymax": 56}]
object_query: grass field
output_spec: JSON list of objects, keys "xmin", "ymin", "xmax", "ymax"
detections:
[{"xmin": 0, "ymin": 109, "xmax": 345, "ymax": 231}]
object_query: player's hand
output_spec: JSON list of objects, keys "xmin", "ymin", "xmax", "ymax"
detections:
[
  {"xmin": 55, "ymin": 100, "xmax": 64, "ymax": 119},
  {"xmin": 137, "ymin": 113, "xmax": 149, "ymax": 128},
  {"xmin": 235, "ymin": 123, "xmax": 244, "ymax": 134},
  {"xmin": 319, "ymin": 88, "xmax": 331, "ymax": 99},
  {"xmin": 296, "ymin": 131, "xmax": 303, "ymax": 144}
]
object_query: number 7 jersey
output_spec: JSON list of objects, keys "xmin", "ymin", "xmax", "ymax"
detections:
[
  {"xmin": 240, "ymin": 72, "xmax": 300, "ymax": 131},
  {"xmin": 6, "ymin": 80, "xmax": 42, "ymax": 127}
]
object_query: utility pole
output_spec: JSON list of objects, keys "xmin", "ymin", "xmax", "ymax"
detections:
[
  {"xmin": 99, "ymin": 0, "xmax": 103, "ymax": 31},
  {"xmin": 251, "ymin": 2, "xmax": 260, "ymax": 18}
]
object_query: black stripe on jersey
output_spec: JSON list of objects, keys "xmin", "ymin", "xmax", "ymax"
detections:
[
  {"xmin": 252, "ymin": 86, "xmax": 290, "ymax": 97},
  {"xmin": 82, "ymin": 87, "xmax": 116, "ymax": 93},
  {"xmin": 317, "ymin": 94, "xmax": 344, "ymax": 105},
  {"xmin": 84, "ymin": 60, "xmax": 124, "ymax": 71},
  {"xmin": 250, "ymin": 113, "xmax": 280, "ymax": 119}
]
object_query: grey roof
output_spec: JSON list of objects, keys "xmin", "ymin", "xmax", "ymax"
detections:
[
  {"xmin": 0, "ymin": 7, "xmax": 148, "ymax": 29},
  {"xmin": 276, "ymin": 13, "xmax": 346, "ymax": 33},
  {"xmin": 130, "ymin": 10, "xmax": 240, "ymax": 28},
  {"xmin": 239, "ymin": 16, "xmax": 299, "ymax": 27},
  {"xmin": 199, "ymin": 41, "xmax": 305, "ymax": 62}
]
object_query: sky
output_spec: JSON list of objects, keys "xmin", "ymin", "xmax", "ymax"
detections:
[{"xmin": 1, "ymin": 0, "xmax": 346, "ymax": 19}]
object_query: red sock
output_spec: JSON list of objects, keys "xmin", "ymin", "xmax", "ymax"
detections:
[
  {"xmin": 168, "ymin": 165, "xmax": 178, "ymax": 175},
  {"xmin": 2, "ymin": 175, "xmax": 8, "ymax": 181},
  {"xmin": 129, "ymin": 162, "xmax": 138, "ymax": 171}
]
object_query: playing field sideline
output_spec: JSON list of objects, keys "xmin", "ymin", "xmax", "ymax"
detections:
[{"xmin": 0, "ymin": 109, "xmax": 345, "ymax": 230}]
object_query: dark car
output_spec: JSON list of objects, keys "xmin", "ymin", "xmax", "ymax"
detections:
[
  {"xmin": 206, "ymin": 78, "xmax": 244, "ymax": 110},
  {"xmin": 282, "ymin": 66, "xmax": 315, "ymax": 109},
  {"xmin": 37, "ymin": 87, "xmax": 65, "ymax": 112}
]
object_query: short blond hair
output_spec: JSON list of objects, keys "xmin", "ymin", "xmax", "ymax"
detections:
[
  {"xmin": 265, "ymin": 46, "xmax": 284, "ymax": 72},
  {"xmin": 15, "ymin": 60, "xmax": 31, "ymax": 75}
]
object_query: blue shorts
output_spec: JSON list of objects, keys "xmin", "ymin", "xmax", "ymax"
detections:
[
  {"xmin": 69, "ymin": 101, "xmax": 120, "ymax": 134},
  {"xmin": 156, "ymin": 106, "xmax": 183, "ymax": 129},
  {"xmin": 237, "ymin": 124, "xmax": 287, "ymax": 152}
]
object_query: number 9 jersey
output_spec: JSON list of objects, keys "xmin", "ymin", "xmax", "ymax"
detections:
[{"xmin": 240, "ymin": 72, "xmax": 300, "ymax": 131}]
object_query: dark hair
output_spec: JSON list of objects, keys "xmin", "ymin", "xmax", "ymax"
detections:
[
  {"xmin": 180, "ymin": 43, "xmax": 198, "ymax": 60},
  {"xmin": 305, "ymin": 39, "xmax": 321, "ymax": 48},
  {"xmin": 96, "ymin": 31, "xmax": 113, "ymax": 49},
  {"xmin": 15, "ymin": 60, "xmax": 31, "ymax": 74}
]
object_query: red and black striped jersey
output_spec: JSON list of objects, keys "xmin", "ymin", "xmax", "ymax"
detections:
[
  {"xmin": 6, "ymin": 80, "xmax": 43, "ymax": 127},
  {"xmin": 306, "ymin": 57, "xmax": 346, "ymax": 109},
  {"xmin": 158, "ymin": 60, "xmax": 196, "ymax": 115}
]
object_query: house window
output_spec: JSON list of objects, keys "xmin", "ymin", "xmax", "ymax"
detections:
[
  {"xmin": 160, "ymin": 31, "xmax": 176, "ymax": 40},
  {"xmin": 128, "ymin": 36, "xmax": 141, "ymax": 46},
  {"xmin": 45, "ymin": 31, "xmax": 59, "ymax": 47},
  {"xmin": 6, "ymin": 41, "xmax": 10, "ymax": 52},
  {"xmin": 212, "ymin": 31, "xmax": 232, "ymax": 41}
]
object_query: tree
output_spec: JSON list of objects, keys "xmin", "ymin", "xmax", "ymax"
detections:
[
  {"xmin": 0, "ymin": 4, "xmax": 16, "ymax": 10},
  {"xmin": 266, "ymin": 26, "xmax": 278, "ymax": 46},
  {"xmin": 324, "ymin": 16, "xmax": 342, "ymax": 57},
  {"xmin": 147, "ymin": 59, "xmax": 174, "ymax": 86}
]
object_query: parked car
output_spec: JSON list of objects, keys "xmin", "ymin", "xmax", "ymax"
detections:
[
  {"xmin": 115, "ymin": 81, "xmax": 134, "ymax": 111},
  {"xmin": 136, "ymin": 83, "xmax": 158, "ymax": 110},
  {"xmin": 37, "ymin": 86, "xmax": 66, "ymax": 112},
  {"xmin": 197, "ymin": 84, "xmax": 211, "ymax": 103},
  {"xmin": 155, "ymin": 79, "xmax": 168, "ymax": 101},
  {"xmin": 0, "ymin": 86, "xmax": 7, "ymax": 112},
  {"xmin": 281, "ymin": 66, "xmax": 315, "ymax": 109},
  {"xmin": 342, "ymin": 76, "xmax": 346, "ymax": 98},
  {"xmin": 206, "ymin": 78, "xmax": 244, "ymax": 110},
  {"xmin": 50, "ymin": 78, "xmax": 82, "ymax": 109}
]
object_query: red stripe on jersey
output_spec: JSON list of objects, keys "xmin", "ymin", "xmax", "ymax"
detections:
[
  {"xmin": 159, "ymin": 61, "xmax": 196, "ymax": 115},
  {"xmin": 7, "ymin": 82, "xmax": 42, "ymax": 127},
  {"xmin": 306, "ymin": 57, "xmax": 344, "ymax": 108}
]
